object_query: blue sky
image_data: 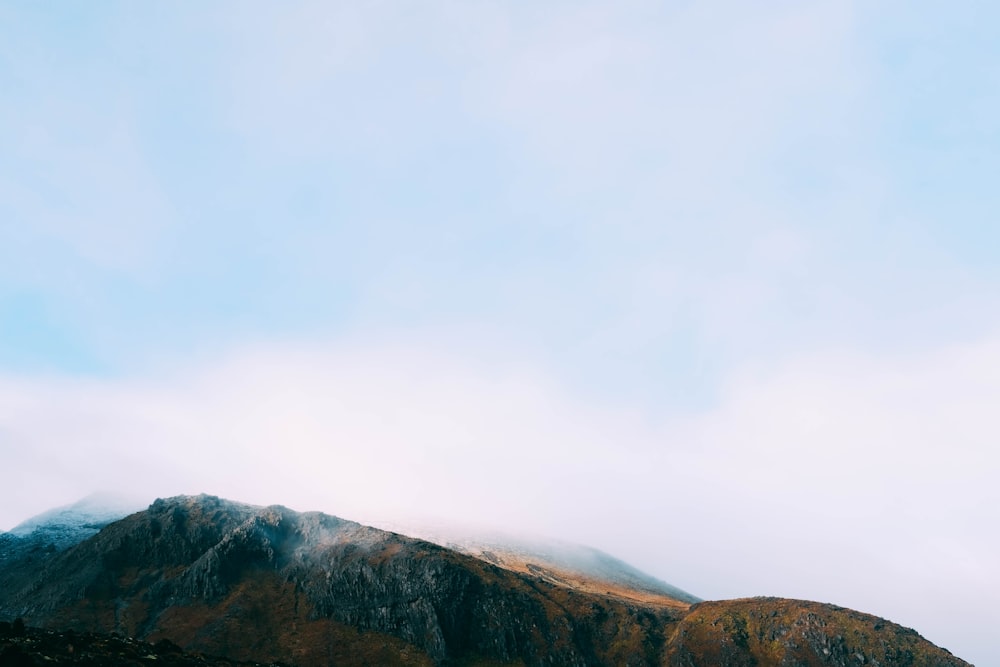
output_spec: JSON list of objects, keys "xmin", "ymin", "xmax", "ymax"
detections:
[{"xmin": 2, "ymin": 2, "xmax": 999, "ymax": 664}]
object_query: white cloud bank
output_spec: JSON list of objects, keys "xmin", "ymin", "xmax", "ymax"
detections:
[{"xmin": 1, "ymin": 335, "xmax": 997, "ymax": 663}]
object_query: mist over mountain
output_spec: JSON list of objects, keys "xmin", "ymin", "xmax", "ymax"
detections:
[
  {"xmin": 5, "ymin": 493, "xmax": 145, "ymax": 545},
  {"xmin": 369, "ymin": 520, "xmax": 701, "ymax": 608},
  {"xmin": 0, "ymin": 494, "xmax": 970, "ymax": 666}
]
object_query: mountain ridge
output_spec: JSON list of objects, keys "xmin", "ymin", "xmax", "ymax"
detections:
[{"xmin": 0, "ymin": 494, "xmax": 971, "ymax": 666}]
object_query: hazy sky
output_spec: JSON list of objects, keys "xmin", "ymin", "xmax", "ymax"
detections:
[{"xmin": 1, "ymin": 2, "xmax": 998, "ymax": 664}]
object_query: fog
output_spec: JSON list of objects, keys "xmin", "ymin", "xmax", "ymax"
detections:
[{"xmin": 2, "ymin": 336, "xmax": 996, "ymax": 664}]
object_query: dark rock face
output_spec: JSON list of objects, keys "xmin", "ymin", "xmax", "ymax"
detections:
[{"xmin": 0, "ymin": 496, "xmax": 973, "ymax": 667}]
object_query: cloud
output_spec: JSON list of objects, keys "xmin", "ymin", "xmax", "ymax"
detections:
[
  {"xmin": 1, "ymin": 334, "xmax": 997, "ymax": 663},
  {"xmin": 0, "ymin": 339, "xmax": 640, "ymax": 532}
]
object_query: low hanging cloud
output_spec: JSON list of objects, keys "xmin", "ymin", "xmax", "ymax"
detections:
[
  {"xmin": 0, "ymin": 341, "xmax": 651, "ymax": 532},
  {"xmin": 1, "ymin": 334, "xmax": 997, "ymax": 664}
]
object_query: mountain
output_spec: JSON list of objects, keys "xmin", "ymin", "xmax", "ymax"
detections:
[
  {"xmin": 0, "ymin": 495, "xmax": 971, "ymax": 666},
  {"xmin": 0, "ymin": 495, "xmax": 684, "ymax": 666}
]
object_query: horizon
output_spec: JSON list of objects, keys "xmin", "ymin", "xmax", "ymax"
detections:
[{"xmin": 2, "ymin": 3, "xmax": 997, "ymax": 665}]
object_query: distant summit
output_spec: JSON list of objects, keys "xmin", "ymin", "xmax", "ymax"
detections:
[
  {"xmin": 5, "ymin": 492, "xmax": 144, "ymax": 549},
  {"xmin": 8, "ymin": 492, "xmax": 146, "ymax": 541}
]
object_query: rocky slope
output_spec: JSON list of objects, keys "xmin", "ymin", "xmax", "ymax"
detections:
[
  {"xmin": 377, "ymin": 523, "xmax": 699, "ymax": 609},
  {"xmin": 0, "ymin": 495, "xmax": 971, "ymax": 666}
]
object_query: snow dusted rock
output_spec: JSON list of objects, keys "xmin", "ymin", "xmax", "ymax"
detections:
[{"xmin": 6, "ymin": 492, "xmax": 145, "ymax": 550}]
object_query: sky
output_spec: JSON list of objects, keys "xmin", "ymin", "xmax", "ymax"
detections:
[{"xmin": 1, "ymin": 1, "xmax": 998, "ymax": 663}]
